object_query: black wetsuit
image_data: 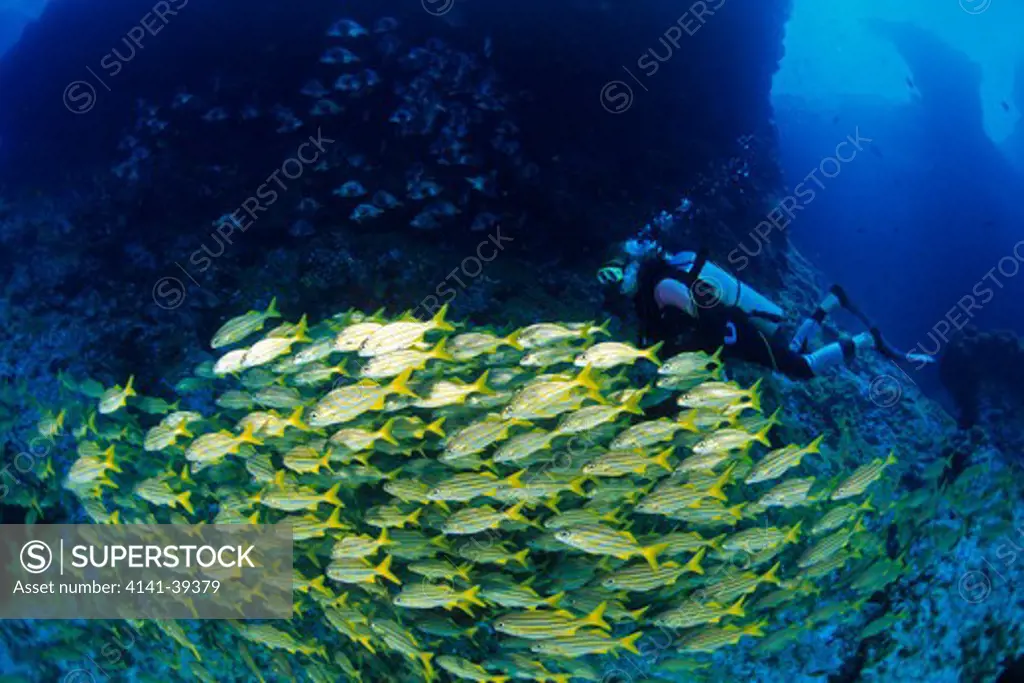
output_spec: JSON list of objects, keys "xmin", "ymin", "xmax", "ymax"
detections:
[{"xmin": 634, "ymin": 257, "xmax": 816, "ymax": 379}]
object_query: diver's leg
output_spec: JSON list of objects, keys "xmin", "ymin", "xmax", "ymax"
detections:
[
  {"xmin": 789, "ymin": 288, "xmax": 844, "ymax": 353},
  {"xmin": 869, "ymin": 327, "xmax": 937, "ymax": 365},
  {"xmin": 803, "ymin": 332, "xmax": 876, "ymax": 376}
]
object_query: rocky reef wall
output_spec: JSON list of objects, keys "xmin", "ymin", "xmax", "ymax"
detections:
[{"xmin": 0, "ymin": 0, "xmax": 791, "ymax": 258}]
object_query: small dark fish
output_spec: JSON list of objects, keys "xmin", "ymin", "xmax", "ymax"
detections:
[
  {"xmin": 1001, "ymin": 101, "xmax": 1010, "ymax": 112},
  {"xmin": 906, "ymin": 77, "xmax": 915, "ymax": 90}
]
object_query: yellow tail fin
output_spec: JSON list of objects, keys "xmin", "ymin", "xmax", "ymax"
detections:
[
  {"xmin": 504, "ymin": 470, "xmax": 526, "ymax": 489},
  {"xmin": 308, "ymin": 574, "xmax": 329, "ymax": 595},
  {"xmin": 746, "ymin": 378, "xmax": 763, "ymax": 413},
  {"xmin": 325, "ymin": 506, "xmax": 346, "ymax": 529},
  {"xmin": 505, "ymin": 502, "xmax": 528, "ymax": 524},
  {"xmin": 707, "ymin": 463, "xmax": 735, "ymax": 502},
  {"xmin": 265, "ymin": 296, "xmax": 280, "ymax": 319},
  {"xmin": 417, "ymin": 651, "xmax": 435, "ymax": 681},
  {"xmin": 568, "ymin": 477, "xmax": 589, "ymax": 497},
  {"xmin": 544, "ymin": 591, "xmax": 565, "ymax": 608},
  {"xmin": 642, "ymin": 341, "xmax": 664, "ymax": 366},
  {"xmin": 460, "ymin": 585, "xmax": 487, "ymax": 608},
  {"xmin": 407, "ymin": 507, "xmax": 423, "ymax": 527},
  {"xmin": 724, "ymin": 596, "xmax": 746, "ymax": 618},
  {"xmin": 430, "ymin": 338, "xmax": 454, "ymax": 362},
  {"xmin": 581, "ymin": 601, "xmax": 611, "ymax": 631},
  {"xmin": 374, "ymin": 555, "xmax": 402, "ymax": 585},
  {"xmin": 103, "ymin": 445, "xmax": 122, "ymax": 474},
  {"xmin": 429, "ymin": 304, "xmax": 454, "ymax": 332},
  {"xmin": 377, "ymin": 418, "xmax": 400, "ymax": 446},
  {"xmin": 317, "ymin": 451, "xmax": 333, "ymax": 474},
  {"xmin": 323, "ymin": 482, "xmax": 344, "ymax": 508},
  {"xmin": 651, "ymin": 446, "xmax": 674, "ymax": 472},
  {"xmin": 618, "ymin": 631, "xmax": 643, "ymax": 655},
  {"xmin": 238, "ymin": 422, "xmax": 264, "ymax": 446},
  {"xmin": 640, "ymin": 542, "xmax": 669, "ymax": 570},
  {"xmin": 743, "ymin": 619, "xmax": 768, "ymax": 638},
  {"xmin": 377, "ymin": 527, "xmax": 393, "ymax": 547},
  {"xmin": 124, "ymin": 375, "xmax": 137, "ymax": 398},
  {"xmin": 581, "ymin": 318, "xmax": 610, "ymax": 338},
  {"xmin": 425, "ymin": 417, "xmax": 446, "ymax": 438},
  {"xmin": 621, "ymin": 388, "xmax": 647, "ymax": 416},
  {"xmin": 684, "ymin": 547, "xmax": 706, "ymax": 575},
  {"xmin": 387, "ymin": 368, "xmax": 419, "ymax": 399},
  {"xmin": 574, "ymin": 365, "xmax": 600, "ymax": 392},
  {"xmin": 761, "ymin": 562, "xmax": 782, "ymax": 586},
  {"xmin": 472, "ymin": 370, "xmax": 495, "ymax": 396},
  {"xmin": 542, "ymin": 494, "xmax": 561, "ymax": 515},
  {"xmin": 512, "ymin": 548, "xmax": 530, "ymax": 568},
  {"xmin": 292, "ymin": 315, "xmax": 311, "ymax": 343},
  {"xmin": 676, "ymin": 410, "xmax": 701, "ymax": 433},
  {"xmin": 502, "ymin": 331, "xmax": 524, "ymax": 350},
  {"xmin": 628, "ymin": 604, "xmax": 649, "ymax": 621},
  {"xmin": 784, "ymin": 521, "xmax": 802, "ymax": 545},
  {"xmin": 176, "ymin": 491, "xmax": 194, "ymax": 515},
  {"xmin": 289, "ymin": 406, "xmax": 315, "ymax": 432},
  {"xmin": 455, "ymin": 563, "xmax": 473, "ymax": 582}
]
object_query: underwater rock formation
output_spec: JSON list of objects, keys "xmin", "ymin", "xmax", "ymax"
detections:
[{"xmin": 940, "ymin": 327, "xmax": 1024, "ymax": 435}]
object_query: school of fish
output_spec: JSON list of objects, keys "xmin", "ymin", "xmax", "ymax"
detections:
[{"xmin": 51, "ymin": 298, "xmax": 915, "ymax": 682}]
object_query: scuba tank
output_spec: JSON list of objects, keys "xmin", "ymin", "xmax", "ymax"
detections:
[{"xmin": 666, "ymin": 251, "xmax": 784, "ymax": 322}]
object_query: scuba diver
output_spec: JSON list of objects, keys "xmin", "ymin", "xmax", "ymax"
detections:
[{"xmin": 598, "ymin": 240, "xmax": 935, "ymax": 379}]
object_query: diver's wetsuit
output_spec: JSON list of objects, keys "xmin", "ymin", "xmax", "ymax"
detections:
[{"xmin": 634, "ymin": 255, "xmax": 852, "ymax": 379}]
